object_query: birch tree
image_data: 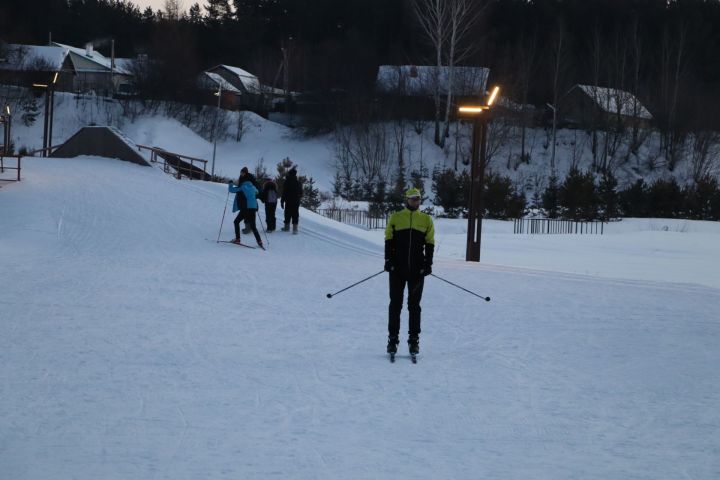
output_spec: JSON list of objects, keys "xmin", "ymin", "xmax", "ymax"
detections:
[
  {"xmin": 412, "ymin": 0, "xmax": 448, "ymax": 146},
  {"xmin": 439, "ymin": 0, "xmax": 485, "ymax": 148}
]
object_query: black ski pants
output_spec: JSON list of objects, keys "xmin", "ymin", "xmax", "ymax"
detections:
[
  {"xmin": 283, "ymin": 202, "xmax": 299, "ymax": 226},
  {"xmin": 388, "ymin": 271, "xmax": 424, "ymax": 338},
  {"xmin": 235, "ymin": 209, "xmax": 262, "ymax": 244},
  {"xmin": 233, "ymin": 209, "xmax": 245, "ymax": 238},
  {"xmin": 265, "ymin": 202, "xmax": 277, "ymax": 231},
  {"xmin": 243, "ymin": 208, "xmax": 262, "ymax": 244}
]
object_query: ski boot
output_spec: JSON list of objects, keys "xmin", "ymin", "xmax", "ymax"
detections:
[
  {"xmin": 281, "ymin": 224, "xmax": 290, "ymax": 232},
  {"xmin": 408, "ymin": 335, "xmax": 420, "ymax": 361},
  {"xmin": 387, "ymin": 336, "xmax": 399, "ymax": 362},
  {"xmin": 292, "ymin": 224, "xmax": 299, "ymax": 234}
]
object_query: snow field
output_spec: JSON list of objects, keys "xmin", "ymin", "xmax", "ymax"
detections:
[{"xmin": 1, "ymin": 157, "xmax": 719, "ymax": 479}]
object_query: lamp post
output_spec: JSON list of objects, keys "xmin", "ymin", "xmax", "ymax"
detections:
[
  {"xmin": 1, "ymin": 105, "xmax": 10, "ymax": 154},
  {"xmin": 211, "ymin": 83, "xmax": 223, "ymax": 178},
  {"xmin": 33, "ymin": 72, "xmax": 58, "ymax": 157},
  {"xmin": 458, "ymin": 86, "xmax": 500, "ymax": 262}
]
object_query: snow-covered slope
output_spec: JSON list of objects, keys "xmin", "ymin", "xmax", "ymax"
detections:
[{"xmin": 1, "ymin": 157, "xmax": 719, "ymax": 479}]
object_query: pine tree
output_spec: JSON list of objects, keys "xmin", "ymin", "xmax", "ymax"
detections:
[
  {"xmin": 558, "ymin": 168, "xmax": 598, "ymax": 220},
  {"xmin": 618, "ymin": 180, "xmax": 644, "ymax": 217},
  {"xmin": 300, "ymin": 176, "xmax": 321, "ymax": 211},
  {"xmin": 542, "ymin": 174, "xmax": 560, "ymax": 218},
  {"xmin": 205, "ymin": 0, "xmax": 232, "ymax": 23},
  {"xmin": 598, "ymin": 171, "xmax": 619, "ymax": 221}
]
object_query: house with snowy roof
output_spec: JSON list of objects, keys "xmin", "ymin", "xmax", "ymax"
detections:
[
  {"xmin": 0, "ymin": 43, "xmax": 69, "ymax": 88},
  {"xmin": 200, "ymin": 64, "xmax": 273, "ymax": 113},
  {"xmin": 52, "ymin": 42, "xmax": 134, "ymax": 95},
  {"xmin": 562, "ymin": 84, "xmax": 653, "ymax": 130},
  {"xmin": 0, "ymin": 41, "xmax": 134, "ymax": 95}
]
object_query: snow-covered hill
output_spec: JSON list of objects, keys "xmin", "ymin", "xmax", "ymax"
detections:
[
  {"xmin": 7, "ymin": 91, "xmax": 717, "ymax": 199},
  {"xmin": 1, "ymin": 156, "xmax": 719, "ymax": 479}
]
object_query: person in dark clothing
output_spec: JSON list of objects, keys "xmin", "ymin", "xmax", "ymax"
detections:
[
  {"xmin": 260, "ymin": 179, "xmax": 278, "ymax": 231},
  {"xmin": 228, "ymin": 169, "xmax": 263, "ymax": 248},
  {"xmin": 280, "ymin": 167, "xmax": 302, "ymax": 234},
  {"xmin": 383, "ymin": 187, "xmax": 435, "ymax": 356}
]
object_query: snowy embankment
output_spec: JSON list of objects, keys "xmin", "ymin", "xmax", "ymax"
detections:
[{"xmin": 1, "ymin": 157, "xmax": 719, "ymax": 479}]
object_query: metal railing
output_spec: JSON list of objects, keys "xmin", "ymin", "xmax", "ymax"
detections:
[
  {"xmin": 513, "ymin": 217, "xmax": 605, "ymax": 234},
  {"xmin": 137, "ymin": 145, "xmax": 209, "ymax": 180},
  {"xmin": 318, "ymin": 208, "xmax": 388, "ymax": 230},
  {"xmin": 0, "ymin": 155, "xmax": 22, "ymax": 182}
]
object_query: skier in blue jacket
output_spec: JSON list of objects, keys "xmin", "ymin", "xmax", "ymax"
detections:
[{"xmin": 228, "ymin": 168, "xmax": 264, "ymax": 248}]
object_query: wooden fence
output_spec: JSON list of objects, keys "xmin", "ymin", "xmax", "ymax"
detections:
[
  {"xmin": 317, "ymin": 209, "xmax": 388, "ymax": 230},
  {"xmin": 513, "ymin": 218, "xmax": 605, "ymax": 234},
  {"xmin": 0, "ymin": 155, "xmax": 22, "ymax": 182},
  {"xmin": 137, "ymin": 145, "xmax": 209, "ymax": 180}
]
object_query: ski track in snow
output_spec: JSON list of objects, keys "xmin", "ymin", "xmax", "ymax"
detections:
[{"xmin": 1, "ymin": 157, "xmax": 719, "ymax": 479}]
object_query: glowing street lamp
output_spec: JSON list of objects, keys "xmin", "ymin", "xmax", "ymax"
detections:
[{"xmin": 458, "ymin": 85, "xmax": 500, "ymax": 262}]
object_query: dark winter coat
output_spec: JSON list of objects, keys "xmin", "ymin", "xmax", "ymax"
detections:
[
  {"xmin": 384, "ymin": 207, "xmax": 435, "ymax": 276},
  {"xmin": 281, "ymin": 169, "xmax": 302, "ymax": 208},
  {"xmin": 260, "ymin": 180, "xmax": 278, "ymax": 204}
]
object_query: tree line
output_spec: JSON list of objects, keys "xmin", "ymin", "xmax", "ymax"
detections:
[{"xmin": 2, "ymin": 0, "xmax": 720, "ymax": 132}]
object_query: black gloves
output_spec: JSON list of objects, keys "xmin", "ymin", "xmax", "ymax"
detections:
[
  {"xmin": 422, "ymin": 263, "xmax": 432, "ymax": 276},
  {"xmin": 384, "ymin": 259, "xmax": 394, "ymax": 272}
]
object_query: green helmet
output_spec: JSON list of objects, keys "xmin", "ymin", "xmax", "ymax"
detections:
[{"xmin": 404, "ymin": 187, "xmax": 421, "ymax": 199}]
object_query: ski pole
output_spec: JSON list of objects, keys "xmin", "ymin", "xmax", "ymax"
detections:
[
  {"xmin": 256, "ymin": 210, "xmax": 270, "ymax": 248},
  {"xmin": 326, "ymin": 270, "xmax": 385, "ymax": 298},
  {"xmin": 430, "ymin": 273, "xmax": 491, "ymax": 302},
  {"xmin": 216, "ymin": 190, "xmax": 231, "ymax": 243}
]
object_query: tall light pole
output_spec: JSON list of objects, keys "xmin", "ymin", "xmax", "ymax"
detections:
[
  {"xmin": 1, "ymin": 105, "xmax": 10, "ymax": 154},
  {"xmin": 33, "ymin": 72, "xmax": 58, "ymax": 157},
  {"xmin": 458, "ymin": 86, "xmax": 500, "ymax": 262},
  {"xmin": 211, "ymin": 83, "xmax": 222, "ymax": 178}
]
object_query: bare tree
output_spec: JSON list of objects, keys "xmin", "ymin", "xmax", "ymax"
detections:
[
  {"xmin": 690, "ymin": 131, "xmax": 720, "ymax": 183},
  {"xmin": 549, "ymin": 19, "xmax": 569, "ymax": 174},
  {"xmin": 412, "ymin": 0, "xmax": 448, "ymax": 146},
  {"xmin": 513, "ymin": 31, "xmax": 538, "ymax": 164},
  {"xmin": 439, "ymin": 0, "xmax": 486, "ymax": 147},
  {"xmin": 164, "ymin": 0, "xmax": 185, "ymax": 20},
  {"xmin": 659, "ymin": 20, "xmax": 688, "ymax": 171}
]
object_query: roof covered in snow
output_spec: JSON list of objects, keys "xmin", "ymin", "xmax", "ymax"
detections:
[
  {"xmin": 52, "ymin": 42, "xmax": 132, "ymax": 76},
  {"xmin": 198, "ymin": 72, "xmax": 242, "ymax": 94},
  {"xmin": 375, "ymin": 65, "xmax": 490, "ymax": 97},
  {"xmin": 213, "ymin": 65, "xmax": 261, "ymax": 93},
  {"xmin": 576, "ymin": 84, "xmax": 653, "ymax": 120},
  {"xmin": 0, "ymin": 44, "xmax": 68, "ymax": 71}
]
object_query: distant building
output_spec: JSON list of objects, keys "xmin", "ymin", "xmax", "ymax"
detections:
[
  {"xmin": 52, "ymin": 42, "xmax": 134, "ymax": 95},
  {"xmin": 562, "ymin": 84, "xmax": 653, "ymax": 130},
  {"xmin": 199, "ymin": 64, "xmax": 281, "ymax": 114},
  {"xmin": 0, "ymin": 41, "xmax": 134, "ymax": 95}
]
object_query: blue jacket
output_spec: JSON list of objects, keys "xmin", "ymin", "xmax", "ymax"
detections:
[{"xmin": 228, "ymin": 180, "xmax": 258, "ymax": 212}]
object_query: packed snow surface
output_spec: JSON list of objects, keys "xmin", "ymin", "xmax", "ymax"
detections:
[{"xmin": 1, "ymin": 157, "xmax": 719, "ymax": 479}]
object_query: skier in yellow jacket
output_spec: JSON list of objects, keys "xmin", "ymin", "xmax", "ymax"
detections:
[{"xmin": 384, "ymin": 188, "xmax": 435, "ymax": 356}]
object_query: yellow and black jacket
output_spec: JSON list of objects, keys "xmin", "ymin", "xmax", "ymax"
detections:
[{"xmin": 385, "ymin": 208, "xmax": 435, "ymax": 275}]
